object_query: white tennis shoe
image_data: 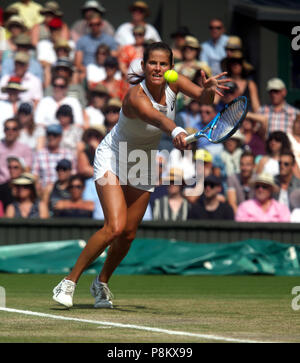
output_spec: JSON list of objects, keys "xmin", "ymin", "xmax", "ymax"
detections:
[
  {"xmin": 52, "ymin": 278, "xmax": 76, "ymax": 308},
  {"xmin": 90, "ymin": 277, "xmax": 113, "ymax": 309}
]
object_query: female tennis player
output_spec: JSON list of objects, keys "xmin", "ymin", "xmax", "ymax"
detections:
[{"xmin": 53, "ymin": 42, "xmax": 229, "ymax": 308}]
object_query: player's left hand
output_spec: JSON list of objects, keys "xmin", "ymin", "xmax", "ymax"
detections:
[{"xmin": 201, "ymin": 70, "xmax": 231, "ymax": 97}]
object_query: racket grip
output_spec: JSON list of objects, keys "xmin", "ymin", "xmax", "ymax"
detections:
[{"xmin": 185, "ymin": 134, "xmax": 197, "ymax": 144}]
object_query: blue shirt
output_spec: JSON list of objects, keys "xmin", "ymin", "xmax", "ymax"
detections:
[
  {"xmin": 76, "ymin": 33, "xmax": 118, "ymax": 66},
  {"xmin": 1, "ymin": 55, "xmax": 44, "ymax": 80},
  {"xmin": 200, "ymin": 34, "xmax": 229, "ymax": 75}
]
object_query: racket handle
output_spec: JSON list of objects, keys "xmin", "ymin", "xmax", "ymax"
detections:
[{"xmin": 185, "ymin": 133, "xmax": 198, "ymax": 144}]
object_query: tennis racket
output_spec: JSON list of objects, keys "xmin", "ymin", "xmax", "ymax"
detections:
[{"xmin": 185, "ymin": 96, "xmax": 248, "ymax": 144}]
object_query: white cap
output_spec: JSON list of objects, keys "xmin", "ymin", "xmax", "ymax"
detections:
[{"xmin": 266, "ymin": 78, "xmax": 286, "ymax": 91}]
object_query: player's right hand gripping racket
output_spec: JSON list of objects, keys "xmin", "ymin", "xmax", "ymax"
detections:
[{"xmin": 185, "ymin": 96, "xmax": 248, "ymax": 144}]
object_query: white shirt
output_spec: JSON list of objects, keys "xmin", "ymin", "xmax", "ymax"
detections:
[
  {"xmin": 114, "ymin": 22, "xmax": 161, "ymax": 46},
  {"xmin": 0, "ymin": 100, "xmax": 14, "ymax": 139},
  {"xmin": 0, "ymin": 72, "xmax": 43, "ymax": 103},
  {"xmin": 85, "ymin": 105, "xmax": 105, "ymax": 128},
  {"xmin": 34, "ymin": 96, "xmax": 84, "ymax": 127},
  {"xmin": 86, "ymin": 64, "xmax": 121, "ymax": 83},
  {"xmin": 37, "ymin": 39, "xmax": 75, "ymax": 64}
]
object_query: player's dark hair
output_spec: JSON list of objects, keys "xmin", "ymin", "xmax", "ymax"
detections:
[{"xmin": 128, "ymin": 42, "xmax": 173, "ymax": 85}]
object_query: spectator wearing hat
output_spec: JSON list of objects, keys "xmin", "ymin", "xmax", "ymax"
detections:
[
  {"xmin": 152, "ymin": 167, "xmax": 188, "ymax": 221},
  {"xmin": 44, "ymin": 57, "xmax": 87, "ymax": 108},
  {"xmin": 235, "ymin": 172, "xmax": 290, "ymax": 222},
  {"xmin": 31, "ymin": 123, "xmax": 76, "ymax": 190},
  {"xmin": 0, "ymin": 51, "xmax": 43, "ymax": 107},
  {"xmin": 77, "ymin": 126, "xmax": 105, "ymax": 179},
  {"xmin": 104, "ymin": 98, "xmax": 122, "ymax": 133},
  {"xmin": 85, "ymin": 83, "xmax": 110, "ymax": 129},
  {"xmin": 37, "ymin": 17, "xmax": 75, "ymax": 67},
  {"xmin": 0, "ymin": 156, "xmax": 25, "ymax": 212},
  {"xmin": 99, "ymin": 56, "xmax": 129, "ymax": 101},
  {"xmin": 188, "ymin": 175, "xmax": 234, "ymax": 220},
  {"xmin": 35, "ymin": 75, "xmax": 84, "ymax": 128},
  {"xmin": 118, "ymin": 25, "xmax": 146, "ymax": 77},
  {"xmin": 1, "ymin": 33, "xmax": 43, "ymax": 81},
  {"xmin": 200, "ymin": 18, "xmax": 229, "ymax": 76},
  {"xmin": 226, "ymin": 150, "xmax": 256, "ymax": 215},
  {"xmin": 258, "ymin": 78, "xmax": 300, "ymax": 135},
  {"xmin": 52, "ymin": 174, "xmax": 94, "ymax": 218},
  {"xmin": 17, "ymin": 102, "xmax": 45, "ymax": 150},
  {"xmin": 71, "ymin": 0, "xmax": 115, "ymax": 42},
  {"xmin": 114, "ymin": 1, "xmax": 161, "ymax": 46},
  {"xmin": 56, "ymin": 104, "xmax": 83, "ymax": 155},
  {"xmin": 170, "ymin": 26, "xmax": 191, "ymax": 63},
  {"xmin": 176, "ymin": 99, "xmax": 201, "ymax": 131},
  {"xmin": 9, "ymin": 0, "xmax": 44, "ymax": 30},
  {"xmin": 4, "ymin": 15, "xmax": 27, "ymax": 53},
  {"xmin": 221, "ymin": 51, "xmax": 260, "ymax": 112},
  {"xmin": 0, "ymin": 118, "xmax": 33, "ymax": 185},
  {"xmin": 86, "ymin": 44, "xmax": 122, "ymax": 89},
  {"xmin": 75, "ymin": 12, "xmax": 118, "ymax": 77},
  {"xmin": 221, "ymin": 130, "xmax": 245, "ymax": 177},
  {"xmin": 287, "ymin": 115, "xmax": 300, "ymax": 170},
  {"xmin": 5, "ymin": 172, "xmax": 49, "ymax": 218},
  {"xmin": 42, "ymin": 158, "xmax": 72, "ymax": 215},
  {"xmin": 31, "ymin": 1, "xmax": 69, "ymax": 47}
]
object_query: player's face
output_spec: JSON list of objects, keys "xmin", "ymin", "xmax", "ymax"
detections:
[{"xmin": 143, "ymin": 50, "xmax": 171, "ymax": 85}]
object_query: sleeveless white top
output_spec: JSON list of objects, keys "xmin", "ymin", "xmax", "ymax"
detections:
[{"xmin": 93, "ymin": 80, "xmax": 177, "ymax": 192}]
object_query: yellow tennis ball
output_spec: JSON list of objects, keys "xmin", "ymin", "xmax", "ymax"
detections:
[{"xmin": 164, "ymin": 70, "xmax": 178, "ymax": 83}]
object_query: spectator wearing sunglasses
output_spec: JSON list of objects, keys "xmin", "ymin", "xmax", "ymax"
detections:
[
  {"xmin": 0, "ymin": 118, "xmax": 32, "ymax": 185},
  {"xmin": 53, "ymin": 174, "xmax": 94, "ymax": 218},
  {"xmin": 200, "ymin": 18, "xmax": 229, "ymax": 76},
  {"xmin": 235, "ymin": 172, "xmax": 290, "ymax": 222},
  {"xmin": 188, "ymin": 175, "xmax": 234, "ymax": 220}
]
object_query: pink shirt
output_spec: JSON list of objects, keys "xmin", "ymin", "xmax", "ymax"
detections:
[{"xmin": 235, "ymin": 199, "xmax": 290, "ymax": 223}]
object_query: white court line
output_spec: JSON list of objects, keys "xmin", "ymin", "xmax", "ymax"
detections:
[{"xmin": 0, "ymin": 307, "xmax": 276, "ymax": 343}]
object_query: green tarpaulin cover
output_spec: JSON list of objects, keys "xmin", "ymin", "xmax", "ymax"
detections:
[{"xmin": 0, "ymin": 238, "xmax": 300, "ymax": 275}]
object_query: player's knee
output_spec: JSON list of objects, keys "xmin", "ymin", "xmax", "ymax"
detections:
[
  {"xmin": 106, "ymin": 221, "xmax": 126, "ymax": 240},
  {"xmin": 121, "ymin": 229, "xmax": 137, "ymax": 244}
]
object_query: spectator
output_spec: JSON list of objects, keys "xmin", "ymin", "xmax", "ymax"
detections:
[
  {"xmin": 44, "ymin": 57, "xmax": 87, "ymax": 108},
  {"xmin": 10, "ymin": 0, "xmax": 44, "ymax": 30},
  {"xmin": 71, "ymin": 0, "xmax": 115, "ymax": 42},
  {"xmin": 5, "ymin": 172, "xmax": 49, "ymax": 218},
  {"xmin": 274, "ymin": 151, "xmax": 300, "ymax": 211},
  {"xmin": 170, "ymin": 26, "xmax": 191, "ymax": 64},
  {"xmin": 4, "ymin": 15, "xmax": 27, "ymax": 53},
  {"xmin": 235, "ymin": 172, "xmax": 290, "ymax": 222},
  {"xmin": 75, "ymin": 12, "xmax": 118, "ymax": 78},
  {"xmin": 289, "ymin": 189, "xmax": 300, "ymax": 222},
  {"xmin": 0, "ymin": 51, "xmax": 43, "ymax": 107},
  {"xmin": 77, "ymin": 125, "xmax": 105, "ymax": 179},
  {"xmin": 42, "ymin": 158, "xmax": 72, "ymax": 215},
  {"xmin": 114, "ymin": 1, "xmax": 161, "ymax": 46},
  {"xmin": 86, "ymin": 44, "xmax": 121, "ymax": 88},
  {"xmin": 31, "ymin": 1, "xmax": 69, "ymax": 46},
  {"xmin": 221, "ymin": 130, "xmax": 244, "ymax": 177},
  {"xmin": 103, "ymin": 98, "xmax": 122, "ymax": 133},
  {"xmin": 118, "ymin": 25, "xmax": 146, "ymax": 77},
  {"xmin": 200, "ymin": 18, "xmax": 229, "ymax": 76},
  {"xmin": 256, "ymin": 131, "xmax": 291, "ymax": 177},
  {"xmin": 221, "ymin": 52, "xmax": 260, "ymax": 112},
  {"xmin": 152, "ymin": 168, "xmax": 189, "ymax": 221},
  {"xmin": 53, "ymin": 174, "xmax": 94, "ymax": 218},
  {"xmin": 0, "ymin": 156, "xmax": 25, "ymax": 211},
  {"xmin": 176, "ymin": 99, "xmax": 201, "ymax": 130},
  {"xmin": 100, "ymin": 56, "xmax": 130, "ymax": 100},
  {"xmin": 31, "ymin": 124, "xmax": 76, "ymax": 189},
  {"xmin": 0, "ymin": 118, "xmax": 32, "ymax": 184},
  {"xmin": 240, "ymin": 112, "xmax": 267, "ymax": 157},
  {"xmin": 259, "ymin": 78, "xmax": 300, "ymax": 135},
  {"xmin": 215, "ymin": 80, "xmax": 240, "ymax": 112},
  {"xmin": 37, "ymin": 17, "xmax": 74, "ymax": 67},
  {"xmin": 1, "ymin": 33, "xmax": 43, "ymax": 81},
  {"xmin": 17, "ymin": 102, "xmax": 45, "ymax": 150},
  {"xmin": 35, "ymin": 75, "xmax": 84, "ymax": 128},
  {"xmin": 85, "ymin": 83, "xmax": 110, "ymax": 129},
  {"xmin": 227, "ymin": 150, "xmax": 256, "ymax": 214},
  {"xmin": 188, "ymin": 175, "xmax": 234, "ymax": 220},
  {"xmin": 287, "ymin": 115, "xmax": 300, "ymax": 170},
  {"xmin": 56, "ymin": 104, "xmax": 83, "ymax": 156}
]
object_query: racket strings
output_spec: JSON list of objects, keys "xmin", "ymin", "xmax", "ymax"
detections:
[{"xmin": 210, "ymin": 99, "xmax": 246, "ymax": 141}]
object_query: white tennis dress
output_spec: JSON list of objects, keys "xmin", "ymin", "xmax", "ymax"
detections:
[{"xmin": 94, "ymin": 80, "xmax": 177, "ymax": 192}]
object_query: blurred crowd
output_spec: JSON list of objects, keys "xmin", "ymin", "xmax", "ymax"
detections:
[{"xmin": 1, "ymin": 0, "xmax": 300, "ymax": 223}]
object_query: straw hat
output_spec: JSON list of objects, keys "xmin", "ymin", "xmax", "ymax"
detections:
[
  {"xmin": 184, "ymin": 35, "xmax": 201, "ymax": 50},
  {"xmin": 221, "ymin": 51, "xmax": 254, "ymax": 76},
  {"xmin": 12, "ymin": 172, "xmax": 36, "ymax": 186},
  {"xmin": 228, "ymin": 129, "xmax": 245, "ymax": 144},
  {"xmin": 129, "ymin": 1, "xmax": 150, "ymax": 17},
  {"xmin": 106, "ymin": 97, "xmax": 122, "ymax": 110},
  {"xmin": 90, "ymin": 83, "xmax": 109, "ymax": 96},
  {"xmin": 250, "ymin": 172, "xmax": 279, "ymax": 191},
  {"xmin": 81, "ymin": 0, "xmax": 106, "ymax": 15},
  {"xmin": 225, "ymin": 36, "xmax": 243, "ymax": 50},
  {"xmin": 1, "ymin": 76, "xmax": 26, "ymax": 93},
  {"xmin": 5, "ymin": 15, "xmax": 26, "ymax": 31},
  {"xmin": 40, "ymin": 1, "xmax": 63, "ymax": 17}
]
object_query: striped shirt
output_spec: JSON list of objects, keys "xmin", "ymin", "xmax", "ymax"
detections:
[{"xmin": 258, "ymin": 103, "xmax": 300, "ymax": 135}]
